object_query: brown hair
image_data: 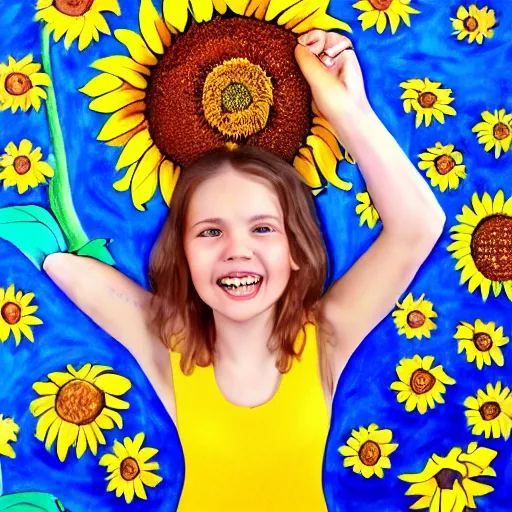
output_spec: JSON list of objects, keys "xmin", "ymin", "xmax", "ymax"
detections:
[{"xmin": 148, "ymin": 145, "xmax": 328, "ymax": 375}]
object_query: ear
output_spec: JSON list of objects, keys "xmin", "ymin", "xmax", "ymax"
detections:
[{"xmin": 290, "ymin": 255, "xmax": 300, "ymax": 271}]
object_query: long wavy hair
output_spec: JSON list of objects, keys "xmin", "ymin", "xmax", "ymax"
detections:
[{"xmin": 148, "ymin": 145, "xmax": 328, "ymax": 375}]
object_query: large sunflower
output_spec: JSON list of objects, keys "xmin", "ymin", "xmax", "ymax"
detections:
[
  {"xmin": 450, "ymin": 4, "xmax": 496, "ymax": 45},
  {"xmin": 0, "ymin": 55, "xmax": 51, "ymax": 113},
  {"xmin": 30, "ymin": 363, "xmax": 131, "ymax": 462},
  {"xmin": 353, "ymin": 0, "xmax": 420, "ymax": 35},
  {"xmin": 0, "ymin": 284, "xmax": 43, "ymax": 345},
  {"xmin": 447, "ymin": 190, "xmax": 512, "ymax": 301},
  {"xmin": 35, "ymin": 0, "xmax": 121, "ymax": 51},
  {"xmin": 400, "ymin": 78, "xmax": 456, "ymax": 128},
  {"xmin": 390, "ymin": 355, "xmax": 455, "ymax": 414},
  {"xmin": 399, "ymin": 442, "xmax": 497, "ymax": 512},
  {"xmin": 338, "ymin": 423, "xmax": 398, "ymax": 478},
  {"xmin": 464, "ymin": 382, "xmax": 512, "ymax": 440},
  {"xmin": 392, "ymin": 292, "xmax": 437, "ymax": 340},
  {"xmin": 455, "ymin": 318, "xmax": 509, "ymax": 369},
  {"xmin": 418, "ymin": 142, "xmax": 466, "ymax": 193},
  {"xmin": 472, "ymin": 109, "xmax": 512, "ymax": 159},
  {"xmin": 0, "ymin": 415, "xmax": 20, "ymax": 459},
  {"xmin": 99, "ymin": 432, "xmax": 163, "ymax": 503},
  {"xmin": 0, "ymin": 139, "xmax": 55, "ymax": 194},
  {"xmin": 80, "ymin": 0, "xmax": 354, "ymax": 211}
]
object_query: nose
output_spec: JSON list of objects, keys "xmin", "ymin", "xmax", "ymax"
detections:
[{"xmin": 224, "ymin": 231, "xmax": 253, "ymax": 261}]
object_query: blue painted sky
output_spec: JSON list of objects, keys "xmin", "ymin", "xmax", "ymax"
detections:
[{"xmin": 0, "ymin": 0, "xmax": 511, "ymax": 511}]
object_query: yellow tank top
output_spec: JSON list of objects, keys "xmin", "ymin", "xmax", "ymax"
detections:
[{"xmin": 169, "ymin": 321, "xmax": 330, "ymax": 512}]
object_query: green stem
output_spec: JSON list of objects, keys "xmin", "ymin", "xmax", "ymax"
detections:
[{"xmin": 41, "ymin": 26, "xmax": 88, "ymax": 252}]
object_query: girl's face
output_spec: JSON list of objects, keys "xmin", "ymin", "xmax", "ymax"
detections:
[{"xmin": 183, "ymin": 165, "xmax": 299, "ymax": 324}]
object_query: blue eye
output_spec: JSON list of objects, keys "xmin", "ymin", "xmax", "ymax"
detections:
[
  {"xmin": 199, "ymin": 228, "xmax": 221, "ymax": 237},
  {"xmin": 254, "ymin": 226, "xmax": 273, "ymax": 233}
]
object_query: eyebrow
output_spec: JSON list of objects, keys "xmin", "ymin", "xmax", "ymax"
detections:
[{"xmin": 192, "ymin": 214, "xmax": 281, "ymax": 228}]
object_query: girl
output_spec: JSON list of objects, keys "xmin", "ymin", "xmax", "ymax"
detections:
[{"xmin": 43, "ymin": 31, "xmax": 446, "ymax": 511}]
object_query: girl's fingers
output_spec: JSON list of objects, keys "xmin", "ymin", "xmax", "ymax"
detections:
[
  {"xmin": 297, "ymin": 30, "xmax": 326, "ymax": 56},
  {"xmin": 323, "ymin": 38, "xmax": 354, "ymax": 58}
]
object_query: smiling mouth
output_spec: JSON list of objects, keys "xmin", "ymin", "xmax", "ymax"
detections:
[{"xmin": 216, "ymin": 276, "xmax": 263, "ymax": 297}]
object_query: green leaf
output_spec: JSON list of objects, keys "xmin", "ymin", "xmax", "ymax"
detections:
[
  {"xmin": 73, "ymin": 238, "xmax": 115, "ymax": 266},
  {"xmin": 0, "ymin": 491, "xmax": 68, "ymax": 511},
  {"xmin": 0, "ymin": 206, "xmax": 67, "ymax": 270}
]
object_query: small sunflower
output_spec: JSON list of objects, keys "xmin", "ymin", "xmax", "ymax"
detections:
[
  {"xmin": 338, "ymin": 424, "xmax": 398, "ymax": 478},
  {"xmin": 99, "ymin": 432, "xmax": 163, "ymax": 503},
  {"xmin": 450, "ymin": 5, "xmax": 496, "ymax": 44},
  {"xmin": 392, "ymin": 292, "xmax": 438, "ymax": 340},
  {"xmin": 390, "ymin": 355, "xmax": 456, "ymax": 414},
  {"xmin": 464, "ymin": 382, "xmax": 512, "ymax": 440},
  {"xmin": 0, "ymin": 284, "xmax": 43, "ymax": 345},
  {"xmin": 399, "ymin": 442, "xmax": 497, "ymax": 511},
  {"xmin": 30, "ymin": 363, "xmax": 131, "ymax": 462},
  {"xmin": 0, "ymin": 414, "xmax": 20, "ymax": 459},
  {"xmin": 472, "ymin": 109, "xmax": 512, "ymax": 159},
  {"xmin": 0, "ymin": 55, "xmax": 51, "ymax": 113},
  {"xmin": 418, "ymin": 142, "xmax": 466, "ymax": 193},
  {"xmin": 0, "ymin": 139, "xmax": 55, "ymax": 194},
  {"xmin": 352, "ymin": 0, "xmax": 420, "ymax": 34},
  {"xmin": 355, "ymin": 191, "xmax": 380, "ymax": 228},
  {"xmin": 35, "ymin": 0, "xmax": 121, "ymax": 51},
  {"xmin": 447, "ymin": 190, "xmax": 512, "ymax": 302},
  {"xmin": 455, "ymin": 319, "xmax": 509, "ymax": 369},
  {"xmin": 400, "ymin": 78, "xmax": 456, "ymax": 128},
  {"xmin": 80, "ymin": 0, "xmax": 353, "ymax": 211}
]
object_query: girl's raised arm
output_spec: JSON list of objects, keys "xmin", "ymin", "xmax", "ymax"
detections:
[
  {"xmin": 43, "ymin": 252, "xmax": 167, "ymax": 366},
  {"xmin": 43, "ymin": 252, "xmax": 179, "ymax": 422}
]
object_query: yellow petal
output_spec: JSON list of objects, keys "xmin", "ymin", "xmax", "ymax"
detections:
[
  {"xmin": 140, "ymin": 0, "xmax": 172, "ymax": 54},
  {"xmin": 89, "ymin": 87, "xmax": 146, "ymax": 113},
  {"xmin": 159, "ymin": 159, "xmax": 181, "ymax": 207},
  {"xmin": 79, "ymin": 73, "xmax": 123, "ymax": 98},
  {"xmin": 163, "ymin": 0, "xmax": 190, "ymax": 32},
  {"xmin": 131, "ymin": 145, "xmax": 164, "ymax": 211},
  {"xmin": 97, "ymin": 102, "xmax": 146, "ymax": 141},
  {"xmin": 191, "ymin": 0, "xmax": 214, "ymax": 22},
  {"xmin": 293, "ymin": 147, "xmax": 323, "ymax": 189},
  {"xmin": 311, "ymin": 125, "xmax": 342, "ymax": 160},
  {"xmin": 114, "ymin": 29, "xmax": 158, "ymax": 66},
  {"xmin": 307, "ymin": 135, "xmax": 352, "ymax": 191},
  {"xmin": 115, "ymin": 128, "xmax": 153, "ymax": 170},
  {"xmin": 94, "ymin": 372, "xmax": 132, "ymax": 395},
  {"xmin": 56, "ymin": 421, "xmax": 79, "ymax": 462},
  {"xmin": 91, "ymin": 56, "xmax": 150, "ymax": 89}
]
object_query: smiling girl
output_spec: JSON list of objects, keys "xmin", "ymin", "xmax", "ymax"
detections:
[{"xmin": 43, "ymin": 31, "xmax": 446, "ymax": 511}]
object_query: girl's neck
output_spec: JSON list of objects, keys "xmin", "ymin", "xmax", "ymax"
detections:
[{"xmin": 212, "ymin": 306, "xmax": 277, "ymax": 371}]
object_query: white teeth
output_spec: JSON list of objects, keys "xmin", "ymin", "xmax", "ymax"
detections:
[{"xmin": 219, "ymin": 275, "xmax": 261, "ymax": 287}]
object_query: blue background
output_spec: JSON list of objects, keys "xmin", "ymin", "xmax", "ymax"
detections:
[{"xmin": 0, "ymin": 0, "xmax": 511, "ymax": 510}]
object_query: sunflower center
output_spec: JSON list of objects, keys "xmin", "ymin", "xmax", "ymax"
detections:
[
  {"xmin": 146, "ymin": 16, "xmax": 311, "ymax": 168},
  {"xmin": 1, "ymin": 302, "xmax": 21, "ymax": 325},
  {"xmin": 368, "ymin": 0, "xmax": 393, "ymax": 10},
  {"xmin": 479, "ymin": 401, "xmax": 501, "ymax": 421},
  {"xmin": 434, "ymin": 468, "xmax": 463, "ymax": 490},
  {"xmin": 410, "ymin": 369, "xmax": 436, "ymax": 394},
  {"xmin": 471, "ymin": 215, "xmax": 512, "ymax": 283},
  {"xmin": 473, "ymin": 332, "xmax": 493, "ymax": 352},
  {"xmin": 358, "ymin": 440, "xmax": 381, "ymax": 466},
  {"xmin": 221, "ymin": 82, "xmax": 253, "ymax": 113},
  {"xmin": 418, "ymin": 92, "xmax": 437, "ymax": 109},
  {"xmin": 54, "ymin": 0, "xmax": 94, "ymax": 16},
  {"xmin": 493, "ymin": 122, "xmax": 510, "ymax": 141},
  {"xmin": 120, "ymin": 457, "xmax": 140, "ymax": 481},
  {"xmin": 203, "ymin": 58, "xmax": 273, "ymax": 139},
  {"xmin": 5, "ymin": 73, "xmax": 32, "ymax": 96},
  {"xmin": 407, "ymin": 310, "xmax": 425, "ymax": 328},
  {"xmin": 55, "ymin": 380, "xmax": 105, "ymax": 425},
  {"xmin": 14, "ymin": 155, "xmax": 31, "ymax": 175},
  {"xmin": 463, "ymin": 16, "xmax": 479, "ymax": 32},
  {"xmin": 434, "ymin": 155, "xmax": 455, "ymax": 175}
]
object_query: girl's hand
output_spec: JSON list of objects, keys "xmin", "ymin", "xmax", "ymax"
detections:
[{"xmin": 294, "ymin": 30, "xmax": 372, "ymax": 123}]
